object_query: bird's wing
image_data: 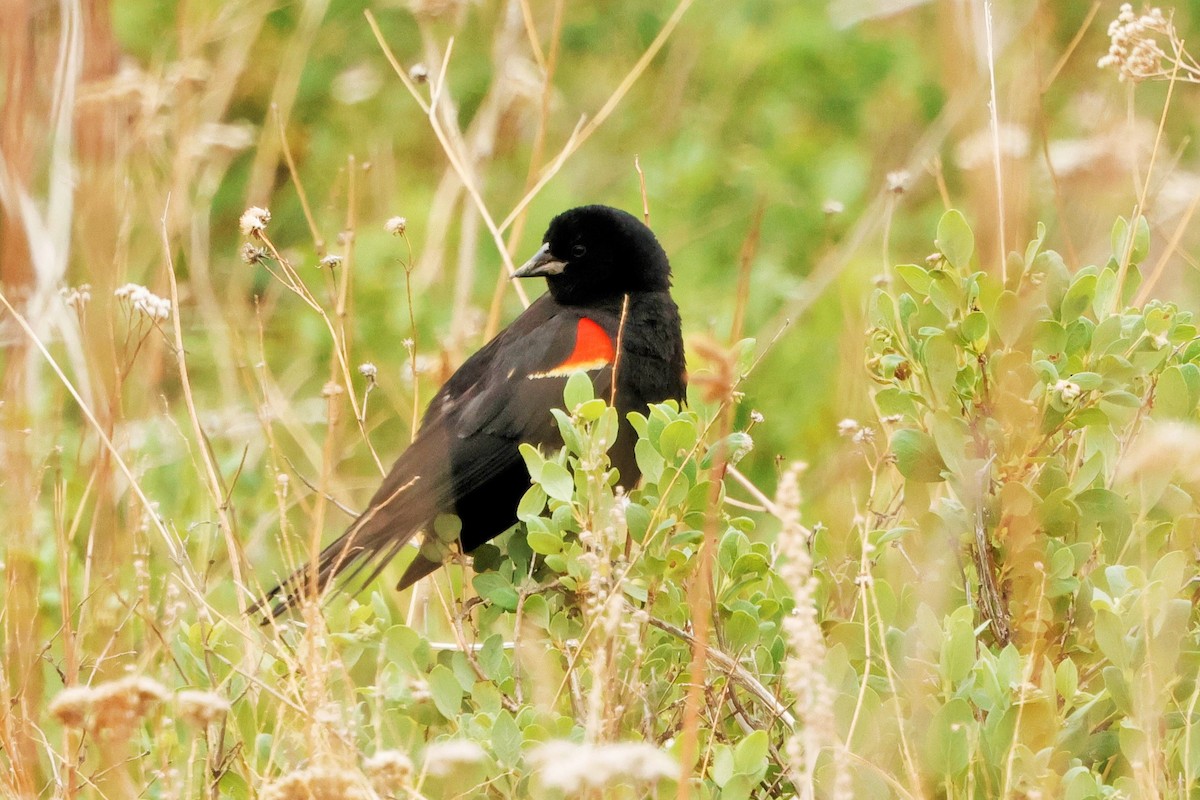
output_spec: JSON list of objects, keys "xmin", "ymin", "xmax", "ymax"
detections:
[{"xmin": 257, "ymin": 295, "xmax": 620, "ymax": 617}]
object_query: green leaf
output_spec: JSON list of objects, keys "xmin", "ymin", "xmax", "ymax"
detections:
[
  {"xmin": 473, "ymin": 573, "xmax": 519, "ymax": 611},
  {"xmin": 659, "ymin": 418, "xmax": 698, "ymax": 458},
  {"xmin": 891, "ymin": 429, "xmax": 946, "ymax": 482},
  {"xmin": 517, "ymin": 484, "xmax": 546, "ymax": 523},
  {"xmin": 733, "ymin": 729, "xmax": 769, "ymax": 777},
  {"xmin": 711, "ymin": 744, "xmax": 734, "ymax": 787},
  {"xmin": 1153, "ymin": 365, "xmax": 1195, "ymax": 419},
  {"xmin": 936, "ymin": 209, "xmax": 975, "ymax": 269},
  {"xmin": 724, "ymin": 610, "xmax": 758, "ymax": 653},
  {"xmin": 1093, "ymin": 266, "xmax": 1118, "ymax": 316},
  {"xmin": 924, "ymin": 697, "xmax": 974, "ymax": 774},
  {"xmin": 428, "ymin": 664, "xmax": 463, "ymax": 719},
  {"xmin": 1061, "ymin": 274, "xmax": 1097, "ymax": 321},
  {"xmin": 563, "ymin": 370, "xmax": 594, "ymax": 409},
  {"xmin": 526, "ymin": 528, "xmax": 562, "ymax": 555},
  {"xmin": 635, "ymin": 439, "xmax": 665, "ymax": 485},
  {"xmin": 540, "ymin": 461, "xmax": 574, "ymax": 502},
  {"xmin": 961, "ymin": 310, "xmax": 989, "ymax": 349},
  {"xmin": 518, "ymin": 443, "xmax": 544, "ymax": 483},
  {"xmin": 896, "ymin": 263, "xmax": 932, "ymax": 294},
  {"xmin": 575, "ymin": 398, "xmax": 607, "ymax": 421},
  {"xmin": 1111, "ymin": 216, "xmax": 1130, "ymax": 261},
  {"xmin": 701, "ymin": 431, "xmax": 754, "ymax": 469},
  {"xmin": 492, "ymin": 710, "xmax": 522, "ymax": 765},
  {"xmin": 941, "ymin": 606, "xmax": 976, "ymax": 684},
  {"xmin": 924, "ymin": 333, "xmax": 958, "ymax": 402}
]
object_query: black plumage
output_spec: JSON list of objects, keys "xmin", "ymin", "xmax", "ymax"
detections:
[{"xmin": 259, "ymin": 205, "xmax": 686, "ymax": 617}]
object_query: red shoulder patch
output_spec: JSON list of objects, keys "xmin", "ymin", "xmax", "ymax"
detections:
[{"xmin": 530, "ymin": 317, "xmax": 615, "ymax": 378}]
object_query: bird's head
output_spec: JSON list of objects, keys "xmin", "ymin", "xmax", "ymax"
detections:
[{"xmin": 512, "ymin": 205, "xmax": 672, "ymax": 304}]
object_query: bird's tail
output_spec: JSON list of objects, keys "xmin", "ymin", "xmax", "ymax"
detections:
[{"xmin": 253, "ymin": 445, "xmax": 443, "ymax": 620}]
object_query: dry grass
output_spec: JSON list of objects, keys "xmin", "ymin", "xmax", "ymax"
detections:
[{"xmin": 3, "ymin": 1, "xmax": 1200, "ymax": 798}]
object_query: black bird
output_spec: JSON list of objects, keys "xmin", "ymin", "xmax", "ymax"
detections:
[{"xmin": 260, "ymin": 205, "xmax": 686, "ymax": 616}]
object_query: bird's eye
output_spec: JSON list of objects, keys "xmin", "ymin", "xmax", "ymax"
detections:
[{"xmin": 572, "ymin": 244, "xmax": 587, "ymax": 258}]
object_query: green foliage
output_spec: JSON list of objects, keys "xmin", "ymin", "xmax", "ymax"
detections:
[{"xmin": 859, "ymin": 210, "xmax": 1200, "ymax": 796}]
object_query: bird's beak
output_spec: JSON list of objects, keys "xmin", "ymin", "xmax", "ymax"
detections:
[{"xmin": 511, "ymin": 243, "xmax": 567, "ymax": 279}]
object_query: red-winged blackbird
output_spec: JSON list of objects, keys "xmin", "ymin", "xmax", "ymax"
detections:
[{"xmin": 260, "ymin": 205, "xmax": 686, "ymax": 616}]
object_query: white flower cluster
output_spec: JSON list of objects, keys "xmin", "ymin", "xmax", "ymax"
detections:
[
  {"xmin": 59, "ymin": 284, "xmax": 92, "ymax": 310},
  {"xmin": 836, "ymin": 417, "xmax": 875, "ymax": 444},
  {"xmin": 1098, "ymin": 4, "xmax": 1169, "ymax": 81},
  {"xmin": 528, "ymin": 740, "xmax": 676, "ymax": 793},
  {"xmin": 1052, "ymin": 378, "xmax": 1082, "ymax": 406},
  {"xmin": 114, "ymin": 283, "xmax": 171, "ymax": 321}
]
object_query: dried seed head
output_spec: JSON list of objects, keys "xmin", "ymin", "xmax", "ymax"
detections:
[
  {"xmin": 85, "ymin": 676, "xmax": 169, "ymax": 738},
  {"xmin": 409, "ymin": 63, "xmax": 429, "ymax": 84},
  {"xmin": 886, "ymin": 169, "xmax": 910, "ymax": 194},
  {"xmin": 1098, "ymin": 4, "xmax": 1172, "ymax": 82},
  {"xmin": 358, "ymin": 362, "xmax": 378, "ymax": 381},
  {"xmin": 364, "ymin": 749, "xmax": 414, "ymax": 790},
  {"xmin": 49, "ymin": 686, "xmax": 94, "ymax": 727},
  {"xmin": 239, "ymin": 206, "xmax": 271, "ymax": 237},
  {"xmin": 241, "ymin": 242, "xmax": 268, "ymax": 265},
  {"xmin": 385, "ymin": 216, "xmax": 408, "ymax": 236},
  {"xmin": 319, "ymin": 254, "xmax": 343, "ymax": 269},
  {"xmin": 423, "ymin": 739, "xmax": 486, "ymax": 777},
  {"xmin": 175, "ymin": 689, "xmax": 231, "ymax": 727},
  {"xmin": 261, "ymin": 765, "xmax": 376, "ymax": 800},
  {"xmin": 822, "ymin": 199, "xmax": 845, "ymax": 216}
]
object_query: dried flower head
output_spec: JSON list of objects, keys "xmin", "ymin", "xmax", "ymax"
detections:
[
  {"xmin": 385, "ymin": 216, "xmax": 408, "ymax": 236},
  {"xmin": 319, "ymin": 254, "xmax": 343, "ymax": 269},
  {"xmin": 422, "ymin": 739, "xmax": 486, "ymax": 777},
  {"xmin": 358, "ymin": 362, "xmax": 378, "ymax": 381},
  {"xmin": 49, "ymin": 685, "xmax": 94, "ymax": 727},
  {"xmin": 241, "ymin": 242, "xmax": 268, "ymax": 265},
  {"xmin": 321, "ymin": 381, "xmax": 345, "ymax": 398},
  {"xmin": 53, "ymin": 676, "xmax": 169, "ymax": 738},
  {"xmin": 837, "ymin": 418, "xmax": 860, "ymax": 437},
  {"xmin": 409, "ymin": 63, "xmax": 429, "ymax": 83},
  {"xmin": 261, "ymin": 765, "xmax": 376, "ymax": 800},
  {"xmin": 114, "ymin": 283, "xmax": 171, "ymax": 321},
  {"xmin": 1097, "ymin": 4, "xmax": 1173, "ymax": 82},
  {"xmin": 175, "ymin": 689, "xmax": 231, "ymax": 727},
  {"xmin": 822, "ymin": 199, "xmax": 845, "ymax": 216},
  {"xmin": 59, "ymin": 284, "xmax": 92, "ymax": 311},
  {"xmin": 364, "ymin": 750, "xmax": 414, "ymax": 791},
  {"xmin": 852, "ymin": 426, "xmax": 876, "ymax": 444},
  {"xmin": 239, "ymin": 206, "xmax": 271, "ymax": 237},
  {"xmin": 528, "ymin": 740, "xmax": 676, "ymax": 793},
  {"xmin": 886, "ymin": 169, "xmax": 910, "ymax": 194}
]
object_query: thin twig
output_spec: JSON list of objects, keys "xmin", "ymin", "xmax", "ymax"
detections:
[{"xmin": 162, "ymin": 201, "xmax": 249, "ymax": 617}]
